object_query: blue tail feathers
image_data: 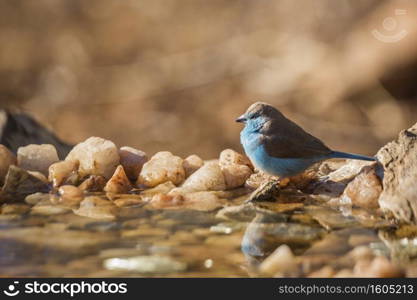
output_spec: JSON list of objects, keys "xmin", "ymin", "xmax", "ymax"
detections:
[{"xmin": 329, "ymin": 151, "xmax": 376, "ymax": 161}]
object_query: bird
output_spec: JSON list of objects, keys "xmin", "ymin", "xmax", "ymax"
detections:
[{"xmin": 236, "ymin": 102, "xmax": 376, "ymax": 178}]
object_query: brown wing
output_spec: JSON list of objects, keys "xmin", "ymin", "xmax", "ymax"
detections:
[{"xmin": 260, "ymin": 118, "xmax": 332, "ymax": 159}]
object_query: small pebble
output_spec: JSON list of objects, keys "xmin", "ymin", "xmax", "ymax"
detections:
[
  {"xmin": 48, "ymin": 160, "xmax": 79, "ymax": 187},
  {"xmin": 137, "ymin": 151, "xmax": 185, "ymax": 187},
  {"xmin": 119, "ymin": 146, "xmax": 148, "ymax": 181},
  {"xmin": 0, "ymin": 145, "xmax": 16, "ymax": 184},
  {"xmin": 342, "ymin": 165, "xmax": 382, "ymax": 209},
  {"xmin": 183, "ymin": 154, "xmax": 204, "ymax": 177},
  {"xmin": 78, "ymin": 175, "xmax": 107, "ymax": 192},
  {"xmin": 66, "ymin": 137, "xmax": 120, "ymax": 179},
  {"xmin": 181, "ymin": 162, "xmax": 226, "ymax": 191},
  {"xmin": 25, "ymin": 192, "xmax": 50, "ymax": 205},
  {"xmin": 221, "ymin": 164, "xmax": 252, "ymax": 189},
  {"xmin": 104, "ymin": 165, "xmax": 132, "ymax": 194},
  {"xmin": 219, "ymin": 149, "xmax": 253, "ymax": 169},
  {"xmin": 17, "ymin": 144, "xmax": 59, "ymax": 175},
  {"xmin": 73, "ymin": 196, "xmax": 118, "ymax": 220},
  {"xmin": 259, "ymin": 244, "xmax": 297, "ymax": 276}
]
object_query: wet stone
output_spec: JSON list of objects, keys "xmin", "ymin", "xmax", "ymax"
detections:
[
  {"xmin": 24, "ymin": 192, "xmax": 50, "ymax": 205},
  {"xmin": 48, "ymin": 160, "xmax": 79, "ymax": 188},
  {"xmin": 78, "ymin": 175, "xmax": 107, "ymax": 192},
  {"xmin": 51, "ymin": 185, "xmax": 84, "ymax": 208},
  {"xmin": 73, "ymin": 196, "xmax": 118, "ymax": 220},
  {"xmin": 140, "ymin": 181, "xmax": 176, "ymax": 200},
  {"xmin": 104, "ymin": 165, "xmax": 132, "ymax": 194},
  {"xmin": 66, "ymin": 137, "xmax": 120, "ymax": 179},
  {"xmin": 181, "ymin": 162, "xmax": 226, "ymax": 192},
  {"xmin": 119, "ymin": 146, "xmax": 148, "ymax": 181},
  {"xmin": 1, "ymin": 166, "xmax": 50, "ymax": 202},
  {"xmin": 1, "ymin": 203, "xmax": 30, "ymax": 215},
  {"xmin": 137, "ymin": 151, "xmax": 185, "ymax": 187}
]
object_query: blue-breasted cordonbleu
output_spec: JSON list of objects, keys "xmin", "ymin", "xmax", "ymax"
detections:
[{"xmin": 236, "ymin": 102, "xmax": 376, "ymax": 178}]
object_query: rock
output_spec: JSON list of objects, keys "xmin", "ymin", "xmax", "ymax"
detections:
[
  {"xmin": 73, "ymin": 196, "xmax": 118, "ymax": 220},
  {"xmin": 181, "ymin": 162, "xmax": 226, "ymax": 191},
  {"xmin": 1, "ymin": 203, "xmax": 30, "ymax": 215},
  {"xmin": 183, "ymin": 154, "xmax": 204, "ymax": 177},
  {"xmin": 78, "ymin": 175, "xmax": 107, "ymax": 192},
  {"xmin": 308, "ymin": 266, "xmax": 336, "ymax": 278},
  {"xmin": 24, "ymin": 192, "xmax": 50, "ymax": 205},
  {"xmin": 137, "ymin": 151, "xmax": 185, "ymax": 187},
  {"xmin": 140, "ymin": 181, "xmax": 176, "ymax": 200},
  {"xmin": 27, "ymin": 171, "xmax": 48, "ymax": 183},
  {"xmin": 219, "ymin": 149, "xmax": 253, "ymax": 169},
  {"xmin": 51, "ymin": 185, "xmax": 84, "ymax": 208},
  {"xmin": 326, "ymin": 160, "xmax": 375, "ymax": 183},
  {"xmin": 0, "ymin": 166, "xmax": 50, "ymax": 202},
  {"xmin": 259, "ymin": 244, "xmax": 296, "ymax": 276},
  {"xmin": 341, "ymin": 165, "xmax": 382, "ymax": 209},
  {"xmin": 48, "ymin": 160, "xmax": 79, "ymax": 187},
  {"xmin": 216, "ymin": 204, "xmax": 256, "ymax": 222},
  {"xmin": 221, "ymin": 164, "xmax": 252, "ymax": 189},
  {"xmin": 103, "ymin": 255, "xmax": 187, "ymax": 274},
  {"xmin": 245, "ymin": 171, "xmax": 276, "ymax": 189},
  {"xmin": 104, "ymin": 165, "xmax": 132, "ymax": 194},
  {"xmin": 0, "ymin": 145, "xmax": 16, "ymax": 184},
  {"xmin": 113, "ymin": 197, "xmax": 143, "ymax": 207},
  {"xmin": 377, "ymin": 123, "xmax": 417, "ymax": 224},
  {"xmin": 66, "ymin": 137, "xmax": 120, "ymax": 179},
  {"xmin": 31, "ymin": 197, "xmax": 72, "ymax": 215},
  {"xmin": 150, "ymin": 191, "xmax": 224, "ymax": 211},
  {"xmin": 119, "ymin": 146, "xmax": 148, "ymax": 181},
  {"xmin": 353, "ymin": 256, "xmax": 404, "ymax": 277},
  {"xmin": 17, "ymin": 144, "xmax": 59, "ymax": 175}
]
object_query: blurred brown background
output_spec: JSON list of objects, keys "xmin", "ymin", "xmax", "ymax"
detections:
[{"xmin": 1, "ymin": 0, "xmax": 417, "ymax": 159}]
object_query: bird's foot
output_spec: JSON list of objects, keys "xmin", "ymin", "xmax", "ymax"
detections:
[{"xmin": 245, "ymin": 180, "xmax": 281, "ymax": 203}]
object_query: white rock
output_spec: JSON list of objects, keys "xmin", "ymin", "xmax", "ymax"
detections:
[
  {"xmin": 221, "ymin": 164, "xmax": 252, "ymax": 189},
  {"xmin": 119, "ymin": 146, "xmax": 148, "ymax": 181},
  {"xmin": 219, "ymin": 149, "xmax": 252, "ymax": 168},
  {"xmin": 137, "ymin": 151, "xmax": 185, "ymax": 187},
  {"xmin": 0, "ymin": 145, "xmax": 16, "ymax": 184},
  {"xmin": 66, "ymin": 137, "xmax": 120, "ymax": 179},
  {"xmin": 17, "ymin": 144, "xmax": 59, "ymax": 175},
  {"xmin": 183, "ymin": 154, "xmax": 204, "ymax": 177},
  {"xmin": 181, "ymin": 162, "xmax": 226, "ymax": 191},
  {"xmin": 104, "ymin": 255, "xmax": 187, "ymax": 274}
]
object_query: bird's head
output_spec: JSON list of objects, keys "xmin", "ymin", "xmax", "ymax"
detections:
[{"xmin": 236, "ymin": 102, "xmax": 283, "ymax": 127}]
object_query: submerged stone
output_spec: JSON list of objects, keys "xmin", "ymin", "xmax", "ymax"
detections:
[{"xmin": 103, "ymin": 255, "xmax": 187, "ymax": 274}]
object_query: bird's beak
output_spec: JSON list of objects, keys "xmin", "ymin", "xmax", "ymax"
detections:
[{"xmin": 235, "ymin": 114, "xmax": 247, "ymax": 123}]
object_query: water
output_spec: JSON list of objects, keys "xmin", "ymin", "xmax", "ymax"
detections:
[{"xmin": 0, "ymin": 197, "xmax": 416, "ymax": 277}]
